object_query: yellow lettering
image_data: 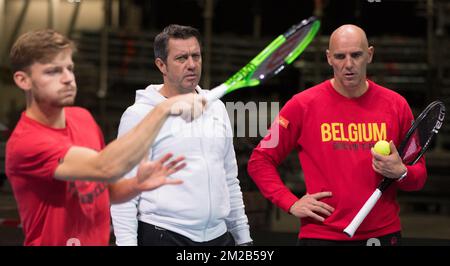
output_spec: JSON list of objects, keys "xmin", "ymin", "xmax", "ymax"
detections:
[
  {"xmin": 373, "ymin": 123, "xmax": 386, "ymax": 141},
  {"xmin": 358, "ymin": 123, "xmax": 363, "ymax": 142},
  {"xmin": 321, "ymin": 123, "xmax": 331, "ymax": 142},
  {"xmin": 348, "ymin": 123, "xmax": 358, "ymax": 142},
  {"xmin": 331, "ymin": 123, "xmax": 341, "ymax": 141},
  {"xmin": 321, "ymin": 122, "xmax": 387, "ymax": 143},
  {"xmin": 340, "ymin": 123, "xmax": 349, "ymax": 141},
  {"xmin": 362, "ymin": 123, "xmax": 373, "ymax": 141}
]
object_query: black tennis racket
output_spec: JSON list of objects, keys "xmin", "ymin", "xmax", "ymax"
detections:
[
  {"xmin": 344, "ymin": 100, "xmax": 446, "ymax": 237},
  {"xmin": 206, "ymin": 16, "xmax": 320, "ymax": 102}
]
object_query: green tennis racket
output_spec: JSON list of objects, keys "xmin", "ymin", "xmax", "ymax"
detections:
[{"xmin": 206, "ymin": 16, "xmax": 320, "ymax": 102}]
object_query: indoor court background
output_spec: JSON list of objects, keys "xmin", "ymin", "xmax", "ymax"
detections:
[{"xmin": 1, "ymin": 0, "xmax": 449, "ymax": 246}]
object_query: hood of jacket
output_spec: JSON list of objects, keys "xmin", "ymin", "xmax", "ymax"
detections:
[{"xmin": 134, "ymin": 84, "xmax": 206, "ymax": 107}]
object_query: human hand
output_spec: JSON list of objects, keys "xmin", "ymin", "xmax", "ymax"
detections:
[
  {"xmin": 166, "ymin": 93, "xmax": 206, "ymax": 122},
  {"xmin": 371, "ymin": 141, "xmax": 407, "ymax": 180},
  {"xmin": 135, "ymin": 153, "xmax": 185, "ymax": 192},
  {"xmin": 289, "ymin": 192, "xmax": 334, "ymax": 222}
]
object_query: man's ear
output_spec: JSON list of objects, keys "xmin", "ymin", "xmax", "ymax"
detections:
[
  {"xmin": 13, "ymin": 71, "xmax": 32, "ymax": 91},
  {"xmin": 155, "ymin": 58, "xmax": 167, "ymax": 75},
  {"xmin": 367, "ymin": 46, "xmax": 374, "ymax": 64},
  {"xmin": 326, "ymin": 49, "xmax": 332, "ymax": 66}
]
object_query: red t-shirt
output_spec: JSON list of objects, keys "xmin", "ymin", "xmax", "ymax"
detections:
[
  {"xmin": 248, "ymin": 80, "xmax": 427, "ymax": 240},
  {"xmin": 6, "ymin": 107, "xmax": 111, "ymax": 246}
]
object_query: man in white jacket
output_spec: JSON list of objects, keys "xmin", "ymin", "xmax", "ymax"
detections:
[{"xmin": 111, "ymin": 24, "xmax": 252, "ymax": 246}]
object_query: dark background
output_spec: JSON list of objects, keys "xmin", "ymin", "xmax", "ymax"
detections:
[{"xmin": 1, "ymin": 0, "xmax": 450, "ymax": 245}]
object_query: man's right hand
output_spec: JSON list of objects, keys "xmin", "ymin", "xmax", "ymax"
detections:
[
  {"xmin": 134, "ymin": 153, "xmax": 186, "ymax": 192},
  {"xmin": 289, "ymin": 192, "xmax": 335, "ymax": 222},
  {"xmin": 165, "ymin": 93, "xmax": 206, "ymax": 122}
]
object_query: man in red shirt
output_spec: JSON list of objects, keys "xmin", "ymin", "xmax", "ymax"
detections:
[
  {"xmin": 6, "ymin": 29, "xmax": 205, "ymax": 246},
  {"xmin": 247, "ymin": 25, "xmax": 427, "ymax": 245}
]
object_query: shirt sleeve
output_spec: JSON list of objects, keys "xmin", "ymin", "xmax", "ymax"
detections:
[
  {"xmin": 110, "ymin": 106, "xmax": 148, "ymax": 246},
  {"xmin": 396, "ymin": 99, "xmax": 428, "ymax": 191},
  {"xmin": 219, "ymin": 103, "xmax": 252, "ymax": 245},
  {"xmin": 110, "ymin": 186, "xmax": 140, "ymax": 246},
  {"xmin": 247, "ymin": 97, "xmax": 303, "ymax": 213},
  {"xmin": 10, "ymin": 133, "xmax": 72, "ymax": 181}
]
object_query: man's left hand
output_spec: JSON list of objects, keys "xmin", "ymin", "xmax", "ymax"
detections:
[{"xmin": 371, "ymin": 141, "xmax": 407, "ymax": 179}]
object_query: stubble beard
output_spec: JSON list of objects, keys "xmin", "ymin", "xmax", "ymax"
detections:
[{"xmin": 33, "ymin": 85, "xmax": 77, "ymax": 108}]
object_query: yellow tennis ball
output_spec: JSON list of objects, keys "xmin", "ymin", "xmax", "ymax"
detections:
[{"xmin": 374, "ymin": 140, "xmax": 391, "ymax": 155}]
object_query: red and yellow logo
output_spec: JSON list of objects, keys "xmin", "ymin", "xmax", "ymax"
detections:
[{"xmin": 278, "ymin": 115, "xmax": 290, "ymax": 129}]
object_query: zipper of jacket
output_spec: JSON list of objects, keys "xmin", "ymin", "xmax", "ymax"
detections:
[{"xmin": 199, "ymin": 118, "xmax": 213, "ymax": 240}]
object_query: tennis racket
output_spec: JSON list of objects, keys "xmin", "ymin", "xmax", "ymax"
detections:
[
  {"xmin": 344, "ymin": 100, "xmax": 446, "ymax": 237},
  {"xmin": 205, "ymin": 16, "xmax": 320, "ymax": 102}
]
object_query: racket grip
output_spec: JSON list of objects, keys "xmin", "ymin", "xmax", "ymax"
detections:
[
  {"xmin": 343, "ymin": 189, "xmax": 382, "ymax": 237},
  {"xmin": 205, "ymin": 84, "xmax": 229, "ymax": 103}
]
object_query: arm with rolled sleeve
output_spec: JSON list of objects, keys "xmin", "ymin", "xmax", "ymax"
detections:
[
  {"xmin": 221, "ymin": 105, "xmax": 252, "ymax": 245},
  {"xmin": 110, "ymin": 107, "xmax": 147, "ymax": 246}
]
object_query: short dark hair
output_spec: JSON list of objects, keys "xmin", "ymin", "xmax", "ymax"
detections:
[
  {"xmin": 10, "ymin": 29, "xmax": 76, "ymax": 73},
  {"xmin": 154, "ymin": 24, "xmax": 201, "ymax": 62}
]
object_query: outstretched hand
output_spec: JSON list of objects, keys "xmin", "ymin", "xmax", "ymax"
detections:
[{"xmin": 135, "ymin": 153, "xmax": 186, "ymax": 192}]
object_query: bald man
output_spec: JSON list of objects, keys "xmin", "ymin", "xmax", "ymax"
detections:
[{"xmin": 248, "ymin": 25, "xmax": 427, "ymax": 246}]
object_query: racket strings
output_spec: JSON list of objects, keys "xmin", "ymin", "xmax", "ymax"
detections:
[
  {"xmin": 400, "ymin": 105, "xmax": 444, "ymax": 165},
  {"xmin": 251, "ymin": 23, "xmax": 314, "ymax": 81}
]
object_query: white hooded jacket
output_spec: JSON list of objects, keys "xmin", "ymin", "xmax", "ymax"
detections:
[{"xmin": 110, "ymin": 84, "xmax": 252, "ymax": 245}]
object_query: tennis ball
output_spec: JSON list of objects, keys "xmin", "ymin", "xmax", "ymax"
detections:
[{"xmin": 374, "ymin": 140, "xmax": 390, "ymax": 155}]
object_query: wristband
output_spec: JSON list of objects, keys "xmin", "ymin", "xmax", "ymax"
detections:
[{"xmin": 397, "ymin": 168, "xmax": 408, "ymax": 182}]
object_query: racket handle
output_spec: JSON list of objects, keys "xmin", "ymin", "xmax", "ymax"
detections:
[
  {"xmin": 205, "ymin": 84, "xmax": 228, "ymax": 103},
  {"xmin": 343, "ymin": 189, "xmax": 382, "ymax": 237},
  {"xmin": 378, "ymin": 177, "xmax": 394, "ymax": 192}
]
